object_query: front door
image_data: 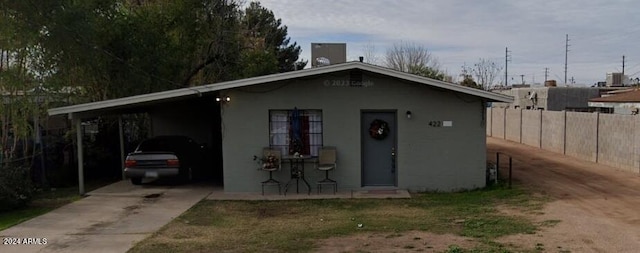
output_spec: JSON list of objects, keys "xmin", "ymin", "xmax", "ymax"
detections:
[{"xmin": 361, "ymin": 111, "xmax": 397, "ymax": 186}]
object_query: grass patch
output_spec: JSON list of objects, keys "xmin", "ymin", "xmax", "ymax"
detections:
[
  {"xmin": 0, "ymin": 180, "xmax": 115, "ymax": 231},
  {"xmin": 130, "ymin": 184, "xmax": 550, "ymax": 253}
]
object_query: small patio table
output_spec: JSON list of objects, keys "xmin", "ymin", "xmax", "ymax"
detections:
[{"xmin": 283, "ymin": 155, "xmax": 315, "ymax": 195}]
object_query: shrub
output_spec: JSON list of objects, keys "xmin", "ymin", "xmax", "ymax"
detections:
[{"xmin": 0, "ymin": 164, "xmax": 34, "ymax": 211}]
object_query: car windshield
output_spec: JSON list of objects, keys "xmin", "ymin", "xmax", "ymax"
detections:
[{"xmin": 137, "ymin": 138, "xmax": 189, "ymax": 152}]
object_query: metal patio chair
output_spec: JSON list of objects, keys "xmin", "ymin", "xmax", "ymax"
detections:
[
  {"xmin": 316, "ymin": 146, "xmax": 337, "ymax": 194},
  {"xmin": 261, "ymin": 148, "xmax": 282, "ymax": 195}
]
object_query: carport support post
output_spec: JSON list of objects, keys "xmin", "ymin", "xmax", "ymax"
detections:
[
  {"xmin": 74, "ymin": 117, "xmax": 85, "ymax": 195},
  {"xmin": 119, "ymin": 116, "xmax": 125, "ymax": 180}
]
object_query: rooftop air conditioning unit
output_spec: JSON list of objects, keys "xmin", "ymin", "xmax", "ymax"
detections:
[
  {"xmin": 315, "ymin": 57, "xmax": 331, "ymax": 67},
  {"xmin": 311, "ymin": 43, "xmax": 347, "ymax": 68}
]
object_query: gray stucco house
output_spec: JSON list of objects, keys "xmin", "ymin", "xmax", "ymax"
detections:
[{"xmin": 48, "ymin": 62, "xmax": 513, "ymax": 194}]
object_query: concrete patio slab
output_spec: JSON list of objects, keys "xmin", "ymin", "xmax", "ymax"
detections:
[{"xmin": 207, "ymin": 188, "xmax": 411, "ymax": 200}]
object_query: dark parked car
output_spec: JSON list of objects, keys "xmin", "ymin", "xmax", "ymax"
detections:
[{"xmin": 124, "ymin": 136, "xmax": 206, "ymax": 185}]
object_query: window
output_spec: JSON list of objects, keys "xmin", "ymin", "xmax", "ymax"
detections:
[{"xmin": 269, "ymin": 109, "xmax": 322, "ymax": 156}]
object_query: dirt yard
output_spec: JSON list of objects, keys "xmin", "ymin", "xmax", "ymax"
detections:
[
  {"xmin": 315, "ymin": 138, "xmax": 640, "ymax": 252},
  {"xmin": 487, "ymin": 137, "xmax": 640, "ymax": 252}
]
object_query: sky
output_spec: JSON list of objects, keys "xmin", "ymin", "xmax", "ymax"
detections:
[{"xmin": 257, "ymin": 0, "xmax": 640, "ymax": 86}]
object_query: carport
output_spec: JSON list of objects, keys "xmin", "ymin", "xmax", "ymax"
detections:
[
  {"xmin": 48, "ymin": 67, "xmax": 353, "ymax": 195},
  {"xmin": 48, "ymin": 88, "xmax": 226, "ymax": 195}
]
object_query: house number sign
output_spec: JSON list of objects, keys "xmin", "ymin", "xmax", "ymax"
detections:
[
  {"xmin": 428, "ymin": 121, "xmax": 443, "ymax": 127},
  {"xmin": 428, "ymin": 121, "xmax": 453, "ymax": 127}
]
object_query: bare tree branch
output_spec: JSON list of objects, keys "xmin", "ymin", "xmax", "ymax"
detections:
[
  {"xmin": 361, "ymin": 42, "xmax": 380, "ymax": 65},
  {"xmin": 471, "ymin": 58, "xmax": 503, "ymax": 90},
  {"xmin": 384, "ymin": 42, "xmax": 443, "ymax": 80}
]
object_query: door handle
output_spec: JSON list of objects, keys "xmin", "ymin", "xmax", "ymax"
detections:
[{"xmin": 391, "ymin": 147, "xmax": 396, "ymax": 173}]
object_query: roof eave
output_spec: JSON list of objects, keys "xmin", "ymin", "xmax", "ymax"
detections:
[
  {"xmin": 352, "ymin": 64, "xmax": 514, "ymax": 103},
  {"xmin": 48, "ymin": 62, "xmax": 514, "ymax": 116}
]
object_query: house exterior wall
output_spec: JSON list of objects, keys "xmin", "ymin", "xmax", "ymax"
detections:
[
  {"xmin": 221, "ymin": 72, "xmax": 487, "ymax": 192},
  {"xmin": 486, "ymin": 106, "xmax": 492, "ymax": 136},
  {"xmin": 614, "ymin": 106, "xmax": 636, "ymax": 115},
  {"xmin": 546, "ymin": 87, "xmax": 601, "ymax": 110}
]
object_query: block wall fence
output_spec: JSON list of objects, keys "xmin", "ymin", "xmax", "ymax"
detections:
[{"xmin": 487, "ymin": 108, "xmax": 640, "ymax": 173}]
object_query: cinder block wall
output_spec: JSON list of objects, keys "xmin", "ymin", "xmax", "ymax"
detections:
[
  {"xmin": 541, "ymin": 111, "xmax": 565, "ymax": 154},
  {"xmin": 505, "ymin": 109, "xmax": 522, "ymax": 142},
  {"xmin": 597, "ymin": 114, "xmax": 638, "ymax": 172},
  {"xmin": 521, "ymin": 110, "xmax": 541, "ymax": 147},
  {"xmin": 486, "ymin": 108, "xmax": 640, "ymax": 174},
  {"xmin": 491, "ymin": 108, "xmax": 505, "ymax": 138},
  {"xmin": 565, "ymin": 112, "xmax": 597, "ymax": 162}
]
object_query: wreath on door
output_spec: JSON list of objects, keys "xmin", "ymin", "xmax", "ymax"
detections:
[{"xmin": 369, "ymin": 119, "xmax": 389, "ymax": 140}]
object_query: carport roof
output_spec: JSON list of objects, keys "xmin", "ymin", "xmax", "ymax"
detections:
[{"xmin": 48, "ymin": 61, "xmax": 514, "ymax": 118}]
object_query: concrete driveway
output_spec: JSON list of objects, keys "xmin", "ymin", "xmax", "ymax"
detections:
[{"xmin": 0, "ymin": 181, "xmax": 213, "ymax": 253}]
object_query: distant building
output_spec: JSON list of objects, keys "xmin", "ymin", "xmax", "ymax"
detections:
[
  {"xmin": 588, "ymin": 88, "xmax": 640, "ymax": 115},
  {"xmin": 606, "ymin": 72, "xmax": 630, "ymax": 87},
  {"xmin": 491, "ymin": 86, "xmax": 622, "ymax": 111}
]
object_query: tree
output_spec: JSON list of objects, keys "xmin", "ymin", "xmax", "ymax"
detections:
[
  {"xmin": 471, "ymin": 58, "xmax": 503, "ymax": 90},
  {"xmin": 0, "ymin": 4, "xmax": 44, "ymax": 165},
  {"xmin": 385, "ymin": 42, "xmax": 444, "ymax": 80},
  {"xmin": 0, "ymin": 6, "xmax": 42, "ymax": 205},
  {"xmin": 1, "ymin": 0, "xmax": 306, "ymax": 100},
  {"xmin": 460, "ymin": 75, "xmax": 481, "ymax": 89},
  {"xmin": 361, "ymin": 42, "xmax": 380, "ymax": 65},
  {"xmin": 240, "ymin": 2, "xmax": 306, "ymax": 75},
  {"xmin": 409, "ymin": 65, "xmax": 445, "ymax": 81},
  {"xmin": 459, "ymin": 63, "xmax": 481, "ymax": 89}
]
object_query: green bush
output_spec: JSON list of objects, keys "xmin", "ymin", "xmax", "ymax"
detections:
[{"xmin": 0, "ymin": 164, "xmax": 34, "ymax": 212}]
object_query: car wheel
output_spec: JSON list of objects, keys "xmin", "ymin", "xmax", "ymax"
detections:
[{"xmin": 131, "ymin": 178, "xmax": 142, "ymax": 185}]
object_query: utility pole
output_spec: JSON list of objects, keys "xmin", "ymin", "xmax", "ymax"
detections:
[
  {"xmin": 505, "ymin": 47, "xmax": 511, "ymax": 86},
  {"xmin": 622, "ymin": 55, "xmax": 625, "ymax": 76},
  {"xmin": 564, "ymin": 34, "xmax": 570, "ymax": 85},
  {"xmin": 544, "ymin": 67, "xmax": 549, "ymax": 82},
  {"xmin": 532, "ymin": 74, "xmax": 535, "ymax": 85}
]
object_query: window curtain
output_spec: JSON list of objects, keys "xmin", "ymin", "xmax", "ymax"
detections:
[
  {"xmin": 270, "ymin": 111, "xmax": 289, "ymax": 155},
  {"xmin": 307, "ymin": 112, "xmax": 322, "ymax": 157},
  {"xmin": 270, "ymin": 110, "xmax": 322, "ymax": 157},
  {"xmin": 301, "ymin": 115, "xmax": 310, "ymax": 155}
]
